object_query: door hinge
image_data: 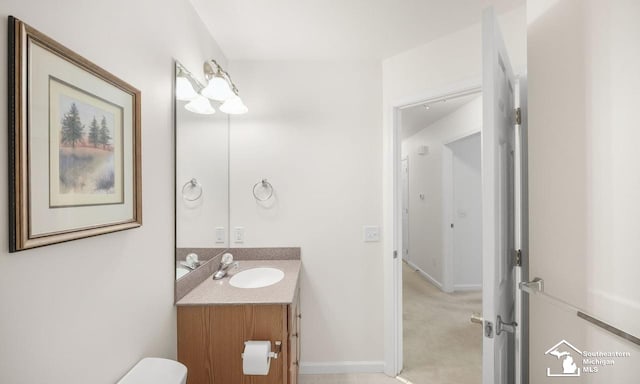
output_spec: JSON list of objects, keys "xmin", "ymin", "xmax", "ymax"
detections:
[
  {"xmin": 393, "ymin": 250, "xmax": 398, "ymax": 259},
  {"xmin": 515, "ymin": 107, "xmax": 522, "ymax": 125},
  {"xmin": 514, "ymin": 249, "xmax": 522, "ymax": 267},
  {"xmin": 496, "ymin": 315, "xmax": 518, "ymax": 336}
]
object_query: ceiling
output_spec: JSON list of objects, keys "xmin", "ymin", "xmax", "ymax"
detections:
[
  {"xmin": 190, "ymin": 0, "xmax": 523, "ymax": 60},
  {"xmin": 400, "ymin": 93, "xmax": 480, "ymax": 140}
]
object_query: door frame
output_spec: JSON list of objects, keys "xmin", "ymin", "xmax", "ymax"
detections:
[
  {"xmin": 401, "ymin": 157, "xmax": 410, "ymax": 263},
  {"xmin": 442, "ymin": 130, "xmax": 482, "ymax": 293},
  {"xmin": 383, "ymin": 78, "xmax": 481, "ymax": 376}
]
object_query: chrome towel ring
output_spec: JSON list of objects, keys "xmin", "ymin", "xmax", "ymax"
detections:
[
  {"xmin": 182, "ymin": 178, "xmax": 203, "ymax": 201},
  {"xmin": 253, "ymin": 179, "xmax": 274, "ymax": 201}
]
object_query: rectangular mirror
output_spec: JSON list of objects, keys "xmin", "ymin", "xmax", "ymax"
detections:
[{"xmin": 174, "ymin": 61, "xmax": 229, "ymax": 280}]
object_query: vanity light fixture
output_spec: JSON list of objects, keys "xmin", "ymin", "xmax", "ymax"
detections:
[
  {"xmin": 201, "ymin": 59, "xmax": 248, "ymax": 114},
  {"xmin": 176, "ymin": 60, "xmax": 247, "ymax": 115},
  {"xmin": 175, "ymin": 66, "xmax": 199, "ymax": 101},
  {"xmin": 220, "ymin": 95, "xmax": 248, "ymax": 115},
  {"xmin": 201, "ymin": 73, "xmax": 234, "ymax": 101},
  {"xmin": 185, "ymin": 94, "xmax": 216, "ymax": 115}
]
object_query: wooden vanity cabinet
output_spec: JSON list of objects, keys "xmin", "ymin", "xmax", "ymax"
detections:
[{"xmin": 177, "ymin": 291, "xmax": 300, "ymax": 384}]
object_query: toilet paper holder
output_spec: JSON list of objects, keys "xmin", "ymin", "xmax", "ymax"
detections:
[
  {"xmin": 271, "ymin": 341, "xmax": 281, "ymax": 359},
  {"xmin": 242, "ymin": 340, "xmax": 281, "ymax": 360}
]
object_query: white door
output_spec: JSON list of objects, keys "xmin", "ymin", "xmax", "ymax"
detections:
[
  {"xmin": 513, "ymin": 76, "xmax": 528, "ymax": 384},
  {"xmin": 481, "ymin": 7, "xmax": 519, "ymax": 384},
  {"xmin": 401, "ymin": 158, "xmax": 409, "ymax": 261}
]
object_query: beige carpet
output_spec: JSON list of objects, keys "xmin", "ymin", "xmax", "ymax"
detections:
[{"xmin": 401, "ymin": 262, "xmax": 482, "ymax": 384}]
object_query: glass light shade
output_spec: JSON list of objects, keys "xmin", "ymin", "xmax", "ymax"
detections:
[
  {"xmin": 185, "ymin": 95, "xmax": 216, "ymax": 115},
  {"xmin": 175, "ymin": 76, "xmax": 198, "ymax": 101},
  {"xmin": 201, "ymin": 76, "xmax": 235, "ymax": 101},
  {"xmin": 220, "ymin": 95, "xmax": 248, "ymax": 115}
]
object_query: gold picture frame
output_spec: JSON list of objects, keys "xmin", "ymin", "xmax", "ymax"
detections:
[{"xmin": 8, "ymin": 16, "xmax": 142, "ymax": 252}]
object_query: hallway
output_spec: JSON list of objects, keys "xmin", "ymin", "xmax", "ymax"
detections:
[{"xmin": 401, "ymin": 262, "xmax": 482, "ymax": 384}]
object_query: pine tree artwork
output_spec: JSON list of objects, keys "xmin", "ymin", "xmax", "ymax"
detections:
[
  {"xmin": 88, "ymin": 116, "xmax": 100, "ymax": 147},
  {"xmin": 53, "ymin": 81, "xmax": 122, "ymax": 206},
  {"xmin": 60, "ymin": 102, "xmax": 85, "ymax": 148},
  {"xmin": 99, "ymin": 116, "xmax": 111, "ymax": 149}
]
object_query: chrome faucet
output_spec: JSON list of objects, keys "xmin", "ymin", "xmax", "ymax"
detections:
[
  {"xmin": 180, "ymin": 253, "xmax": 201, "ymax": 270},
  {"xmin": 213, "ymin": 253, "xmax": 238, "ymax": 280}
]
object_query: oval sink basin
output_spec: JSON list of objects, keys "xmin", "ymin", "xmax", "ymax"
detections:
[
  {"xmin": 176, "ymin": 266, "xmax": 190, "ymax": 280},
  {"xmin": 229, "ymin": 267, "xmax": 284, "ymax": 289}
]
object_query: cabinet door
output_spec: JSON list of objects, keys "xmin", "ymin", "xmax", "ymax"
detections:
[
  {"xmin": 178, "ymin": 305, "xmax": 288, "ymax": 384},
  {"xmin": 177, "ymin": 307, "xmax": 211, "ymax": 384}
]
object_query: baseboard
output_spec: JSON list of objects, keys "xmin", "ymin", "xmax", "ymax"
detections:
[
  {"xmin": 453, "ymin": 284, "xmax": 482, "ymax": 291},
  {"xmin": 404, "ymin": 260, "xmax": 443, "ymax": 290},
  {"xmin": 299, "ymin": 361, "xmax": 385, "ymax": 374}
]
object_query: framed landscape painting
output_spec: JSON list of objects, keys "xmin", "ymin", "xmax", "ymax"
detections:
[{"xmin": 8, "ymin": 16, "xmax": 142, "ymax": 252}]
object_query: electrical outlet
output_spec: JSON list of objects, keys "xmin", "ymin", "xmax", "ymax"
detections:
[
  {"xmin": 363, "ymin": 225, "xmax": 380, "ymax": 242},
  {"xmin": 215, "ymin": 227, "xmax": 226, "ymax": 243},
  {"xmin": 234, "ymin": 227, "xmax": 244, "ymax": 243}
]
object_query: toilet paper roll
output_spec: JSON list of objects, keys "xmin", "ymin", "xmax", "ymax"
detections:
[{"xmin": 242, "ymin": 341, "xmax": 271, "ymax": 375}]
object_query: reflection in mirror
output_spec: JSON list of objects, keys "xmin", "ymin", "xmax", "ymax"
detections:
[{"xmin": 174, "ymin": 61, "xmax": 229, "ymax": 280}]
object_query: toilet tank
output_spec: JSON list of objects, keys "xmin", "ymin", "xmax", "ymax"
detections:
[{"xmin": 117, "ymin": 358, "xmax": 187, "ymax": 384}]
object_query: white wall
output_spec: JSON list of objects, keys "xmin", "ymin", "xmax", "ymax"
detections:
[
  {"xmin": 228, "ymin": 61, "xmax": 385, "ymax": 371},
  {"xmin": 176, "ymin": 107, "xmax": 229, "ymax": 248},
  {"xmin": 450, "ymin": 132, "xmax": 482, "ymax": 290},
  {"xmin": 0, "ymin": 1, "xmax": 226, "ymax": 383},
  {"xmin": 528, "ymin": 0, "xmax": 640, "ymax": 382},
  {"xmin": 401, "ymin": 97, "xmax": 482, "ymax": 288}
]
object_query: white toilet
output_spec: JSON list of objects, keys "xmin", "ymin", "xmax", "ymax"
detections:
[{"xmin": 117, "ymin": 358, "xmax": 187, "ymax": 384}]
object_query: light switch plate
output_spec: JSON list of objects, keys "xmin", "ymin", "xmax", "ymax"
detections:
[
  {"xmin": 363, "ymin": 225, "xmax": 380, "ymax": 242},
  {"xmin": 234, "ymin": 227, "xmax": 244, "ymax": 243},
  {"xmin": 215, "ymin": 227, "xmax": 226, "ymax": 243}
]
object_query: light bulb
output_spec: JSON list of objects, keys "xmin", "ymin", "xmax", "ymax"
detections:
[
  {"xmin": 175, "ymin": 76, "xmax": 198, "ymax": 101},
  {"xmin": 185, "ymin": 95, "xmax": 216, "ymax": 115},
  {"xmin": 201, "ymin": 76, "xmax": 234, "ymax": 101},
  {"xmin": 220, "ymin": 95, "xmax": 248, "ymax": 115}
]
